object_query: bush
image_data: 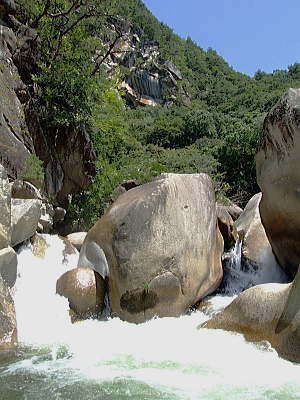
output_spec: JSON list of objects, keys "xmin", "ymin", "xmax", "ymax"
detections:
[{"xmin": 19, "ymin": 154, "xmax": 44, "ymax": 188}]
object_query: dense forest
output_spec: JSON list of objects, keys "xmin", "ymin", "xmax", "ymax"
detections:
[{"xmin": 15, "ymin": 0, "xmax": 300, "ymax": 229}]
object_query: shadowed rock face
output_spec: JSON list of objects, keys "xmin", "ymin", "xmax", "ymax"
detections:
[
  {"xmin": 216, "ymin": 205, "xmax": 237, "ymax": 251},
  {"xmin": 79, "ymin": 173, "xmax": 223, "ymax": 323},
  {"xmin": 25, "ymin": 115, "xmax": 97, "ymax": 205},
  {"xmin": 0, "ymin": 25, "xmax": 34, "ymax": 180},
  {"xmin": 0, "ymin": 165, "xmax": 11, "ymax": 249},
  {"xmin": 256, "ymin": 88, "xmax": 300, "ymax": 278},
  {"xmin": 0, "ymin": 14, "xmax": 96, "ymax": 205},
  {"xmin": 120, "ymin": 288, "xmax": 158, "ymax": 314},
  {"xmin": 234, "ymin": 193, "xmax": 286, "ymax": 281},
  {"xmin": 0, "ymin": 275, "xmax": 17, "ymax": 350}
]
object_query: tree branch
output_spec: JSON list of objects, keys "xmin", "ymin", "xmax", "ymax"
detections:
[
  {"xmin": 46, "ymin": 1, "xmax": 81, "ymax": 19},
  {"xmin": 91, "ymin": 33, "xmax": 122, "ymax": 76},
  {"xmin": 31, "ymin": 0, "xmax": 51, "ymax": 28}
]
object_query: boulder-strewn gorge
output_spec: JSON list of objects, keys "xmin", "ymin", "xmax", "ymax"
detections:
[{"xmin": 2, "ymin": 0, "xmax": 300, "ymax": 371}]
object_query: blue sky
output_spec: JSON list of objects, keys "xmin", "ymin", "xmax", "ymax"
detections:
[{"xmin": 142, "ymin": 0, "xmax": 300, "ymax": 77}]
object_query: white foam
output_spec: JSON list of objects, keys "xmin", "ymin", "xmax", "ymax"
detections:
[
  {"xmin": 13, "ymin": 235, "xmax": 78, "ymax": 345},
  {"xmin": 6, "ymin": 235, "xmax": 300, "ymax": 400}
]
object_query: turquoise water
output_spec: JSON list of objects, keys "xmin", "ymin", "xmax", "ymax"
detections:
[{"xmin": 0, "ymin": 236, "xmax": 299, "ymax": 400}]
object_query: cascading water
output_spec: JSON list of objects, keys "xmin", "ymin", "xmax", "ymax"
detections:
[
  {"xmin": 0, "ymin": 235, "xmax": 299, "ymax": 400},
  {"xmin": 218, "ymin": 236, "xmax": 289, "ymax": 295}
]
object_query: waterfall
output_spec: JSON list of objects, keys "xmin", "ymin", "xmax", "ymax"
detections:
[
  {"xmin": 13, "ymin": 235, "xmax": 78, "ymax": 346},
  {"xmin": 218, "ymin": 236, "xmax": 289, "ymax": 296},
  {"xmin": 218, "ymin": 236, "xmax": 247, "ymax": 295}
]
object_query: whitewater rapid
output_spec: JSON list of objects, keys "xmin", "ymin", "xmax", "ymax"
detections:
[{"xmin": 1, "ymin": 235, "xmax": 299, "ymax": 400}]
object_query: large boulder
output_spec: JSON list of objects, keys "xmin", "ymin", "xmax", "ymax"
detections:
[
  {"xmin": 11, "ymin": 199, "xmax": 42, "ymax": 246},
  {"xmin": 256, "ymin": 88, "xmax": 300, "ymax": 278},
  {"xmin": 234, "ymin": 193, "xmax": 287, "ymax": 283},
  {"xmin": 78, "ymin": 173, "xmax": 223, "ymax": 323},
  {"xmin": 56, "ymin": 267, "xmax": 105, "ymax": 318},
  {"xmin": 0, "ymin": 164, "xmax": 11, "ymax": 249},
  {"xmin": 0, "ymin": 275, "xmax": 17, "ymax": 350},
  {"xmin": 204, "ymin": 280, "xmax": 300, "ymax": 363}
]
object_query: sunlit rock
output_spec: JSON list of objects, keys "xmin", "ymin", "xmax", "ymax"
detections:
[
  {"xmin": 56, "ymin": 267, "xmax": 105, "ymax": 319},
  {"xmin": 11, "ymin": 199, "xmax": 42, "ymax": 246},
  {"xmin": 256, "ymin": 88, "xmax": 300, "ymax": 278},
  {"xmin": 204, "ymin": 280, "xmax": 300, "ymax": 363},
  {"xmin": 79, "ymin": 173, "xmax": 223, "ymax": 323},
  {"xmin": 67, "ymin": 232, "xmax": 86, "ymax": 251}
]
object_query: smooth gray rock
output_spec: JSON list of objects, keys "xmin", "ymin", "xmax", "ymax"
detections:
[{"xmin": 11, "ymin": 199, "xmax": 42, "ymax": 246}]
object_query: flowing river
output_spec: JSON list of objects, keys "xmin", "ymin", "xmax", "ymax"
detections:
[{"xmin": 0, "ymin": 235, "xmax": 299, "ymax": 400}]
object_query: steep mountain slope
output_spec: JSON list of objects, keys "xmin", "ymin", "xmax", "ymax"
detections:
[{"xmin": 1, "ymin": 0, "xmax": 300, "ymax": 230}]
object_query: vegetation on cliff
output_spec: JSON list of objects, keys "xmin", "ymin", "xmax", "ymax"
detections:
[{"xmin": 15, "ymin": 0, "xmax": 300, "ymax": 229}]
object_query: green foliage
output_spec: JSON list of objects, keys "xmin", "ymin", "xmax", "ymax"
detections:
[
  {"xmin": 19, "ymin": 154, "xmax": 44, "ymax": 187},
  {"xmin": 16, "ymin": 0, "xmax": 300, "ymax": 228}
]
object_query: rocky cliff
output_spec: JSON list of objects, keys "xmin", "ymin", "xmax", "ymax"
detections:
[
  {"xmin": 0, "ymin": 3, "xmax": 185, "ymax": 213},
  {"xmin": 0, "ymin": 0, "xmax": 96, "ymax": 207},
  {"xmin": 103, "ymin": 16, "xmax": 186, "ymax": 107}
]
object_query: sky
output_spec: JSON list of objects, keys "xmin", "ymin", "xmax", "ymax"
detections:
[{"xmin": 142, "ymin": 0, "xmax": 300, "ymax": 77}]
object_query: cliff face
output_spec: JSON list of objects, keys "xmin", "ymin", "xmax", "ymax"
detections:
[
  {"xmin": 0, "ymin": 22, "xmax": 34, "ymax": 179},
  {"xmin": 0, "ymin": 4, "xmax": 184, "ymax": 208},
  {"xmin": 103, "ymin": 16, "xmax": 185, "ymax": 107},
  {"xmin": 0, "ymin": 1, "xmax": 96, "ymax": 206}
]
